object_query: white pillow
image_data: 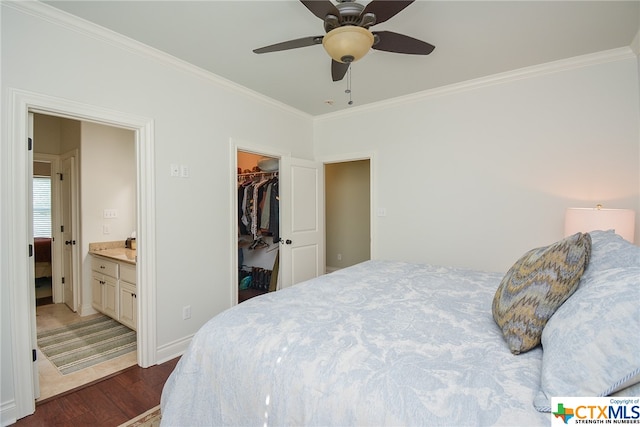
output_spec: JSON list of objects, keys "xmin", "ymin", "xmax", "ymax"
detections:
[
  {"xmin": 583, "ymin": 230, "xmax": 640, "ymax": 274},
  {"xmin": 534, "ymin": 266, "xmax": 640, "ymax": 412}
]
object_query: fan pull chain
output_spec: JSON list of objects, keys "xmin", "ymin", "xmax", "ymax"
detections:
[{"xmin": 345, "ymin": 66, "xmax": 353, "ymax": 105}]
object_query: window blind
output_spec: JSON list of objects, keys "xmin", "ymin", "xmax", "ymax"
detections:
[{"xmin": 33, "ymin": 176, "xmax": 52, "ymax": 238}]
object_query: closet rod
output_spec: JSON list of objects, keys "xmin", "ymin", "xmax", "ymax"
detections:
[
  {"xmin": 238, "ymin": 171, "xmax": 277, "ymax": 177},
  {"xmin": 237, "ymin": 171, "xmax": 277, "ymax": 181}
]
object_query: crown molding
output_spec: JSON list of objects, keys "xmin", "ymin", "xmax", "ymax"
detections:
[
  {"xmin": 315, "ymin": 46, "xmax": 636, "ymax": 122},
  {"xmin": 5, "ymin": 1, "xmax": 635, "ymax": 122},
  {"xmin": 4, "ymin": 0, "xmax": 313, "ymax": 121}
]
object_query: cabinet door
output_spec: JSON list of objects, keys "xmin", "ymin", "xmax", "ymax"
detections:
[
  {"xmin": 102, "ymin": 275, "xmax": 118, "ymax": 319},
  {"xmin": 119, "ymin": 282, "xmax": 136, "ymax": 330},
  {"xmin": 91, "ymin": 273, "xmax": 103, "ymax": 311}
]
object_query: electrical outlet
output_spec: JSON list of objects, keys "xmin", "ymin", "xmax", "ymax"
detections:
[
  {"xmin": 337, "ymin": 253, "xmax": 342, "ymax": 261},
  {"xmin": 103, "ymin": 224, "xmax": 111, "ymax": 234},
  {"xmin": 182, "ymin": 305, "xmax": 191, "ymax": 320}
]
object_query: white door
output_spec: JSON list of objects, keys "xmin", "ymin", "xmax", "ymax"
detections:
[
  {"xmin": 279, "ymin": 157, "xmax": 324, "ymax": 288},
  {"xmin": 61, "ymin": 156, "xmax": 77, "ymax": 311},
  {"xmin": 28, "ymin": 113, "xmax": 40, "ymax": 399}
]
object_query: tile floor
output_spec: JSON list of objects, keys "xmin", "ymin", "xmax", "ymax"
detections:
[{"xmin": 36, "ymin": 303, "xmax": 138, "ymax": 401}]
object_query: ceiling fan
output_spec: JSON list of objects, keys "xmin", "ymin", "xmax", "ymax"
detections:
[{"xmin": 253, "ymin": 0, "xmax": 435, "ymax": 82}]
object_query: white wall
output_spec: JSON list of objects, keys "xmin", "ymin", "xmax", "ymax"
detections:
[
  {"xmin": 80, "ymin": 122, "xmax": 136, "ymax": 314},
  {"xmin": 34, "ymin": 114, "xmax": 63, "ymax": 154},
  {"xmin": 315, "ymin": 52, "xmax": 640, "ymax": 273},
  {"xmin": 1, "ymin": 3, "xmax": 313, "ymax": 424}
]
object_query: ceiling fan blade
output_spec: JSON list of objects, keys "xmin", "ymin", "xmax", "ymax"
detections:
[
  {"xmin": 300, "ymin": 0, "xmax": 341, "ymax": 21},
  {"xmin": 331, "ymin": 60, "xmax": 350, "ymax": 82},
  {"xmin": 372, "ymin": 31, "xmax": 435, "ymax": 55},
  {"xmin": 361, "ymin": 1, "xmax": 414, "ymax": 25},
  {"xmin": 253, "ymin": 36, "xmax": 324, "ymax": 54}
]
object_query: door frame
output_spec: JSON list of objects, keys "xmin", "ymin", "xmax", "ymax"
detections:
[
  {"xmin": 7, "ymin": 89, "xmax": 157, "ymax": 419},
  {"xmin": 317, "ymin": 151, "xmax": 377, "ymax": 261},
  {"xmin": 229, "ymin": 138, "xmax": 289, "ymax": 306},
  {"xmin": 59, "ymin": 150, "xmax": 80, "ymax": 310}
]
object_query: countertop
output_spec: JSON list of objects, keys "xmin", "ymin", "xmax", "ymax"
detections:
[{"xmin": 89, "ymin": 241, "xmax": 136, "ymax": 265}]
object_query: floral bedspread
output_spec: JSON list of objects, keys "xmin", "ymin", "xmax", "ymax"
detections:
[{"xmin": 161, "ymin": 260, "xmax": 549, "ymax": 426}]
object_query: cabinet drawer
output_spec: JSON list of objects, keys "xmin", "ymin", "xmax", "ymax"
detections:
[
  {"xmin": 91, "ymin": 256, "xmax": 118, "ymax": 277},
  {"xmin": 120, "ymin": 263, "xmax": 136, "ymax": 284}
]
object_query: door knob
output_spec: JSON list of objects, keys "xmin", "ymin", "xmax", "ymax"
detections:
[
  {"xmin": 279, "ymin": 238, "xmax": 293, "ymax": 245},
  {"xmin": 65, "ymin": 240, "xmax": 76, "ymax": 245}
]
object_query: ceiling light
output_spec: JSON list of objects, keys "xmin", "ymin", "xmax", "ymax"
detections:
[{"xmin": 322, "ymin": 26, "xmax": 374, "ymax": 64}]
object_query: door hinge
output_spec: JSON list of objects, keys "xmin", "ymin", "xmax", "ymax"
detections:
[
  {"xmin": 32, "ymin": 349, "xmax": 37, "ymax": 362},
  {"xmin": 59, "ymin": 173, "xmax": 64, "ymax": 181},
  {"xmin": 61, "ymin": 277, "xmax": 65, "ymax": 284},
  {"xmin": 61, "ymin": 225, "xmax": 64, "ymax": 233},
  {"xmin": 29, "ymin": 244, "xmax": 33, "ymax": 257},
  {"xmin": 28, "ymin": 138, "xmax": 33, "ymax": 151}
]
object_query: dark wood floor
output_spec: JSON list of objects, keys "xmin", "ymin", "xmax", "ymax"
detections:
[{"xmin": 15, "ymin": 357, "xmax": 180, "ymax": 427}]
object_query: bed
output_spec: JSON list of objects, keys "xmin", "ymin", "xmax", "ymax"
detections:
[
  {"xmin": 160, "ymin": 230, "xmax": 640, "ymax": 426},
  {"xmin": 34, "ymin": 237, "xmax": 52, "ymax": 279}
]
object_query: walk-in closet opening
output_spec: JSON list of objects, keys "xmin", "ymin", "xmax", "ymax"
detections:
[{"xmin": 237, "ymin": 151, "xmax": 280, "ymax": 303}]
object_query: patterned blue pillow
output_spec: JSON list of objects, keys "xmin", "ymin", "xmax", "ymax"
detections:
[{"xmin": 492, "ymin": 233, "xmax": 592, "ymax": 354}]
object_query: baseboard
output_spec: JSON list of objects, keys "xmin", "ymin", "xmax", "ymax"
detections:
[
  {"xmin": 325, "ymin": 266, "xmax": 342, "ymax": 274},
  {"xmin": 155, "ymin": 334, "xmax": 194, "ymax": 364},
  {"xmin": 79, "ymin": 303, "xmax": 98, "ymax": 317},
  {"xmin": 1, "ymin": 398, "xmax": 17, "ymax": 427}
]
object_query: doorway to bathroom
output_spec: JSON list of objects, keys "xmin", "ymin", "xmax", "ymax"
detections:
[{"xmin": 31, "ymin": 113, "xmax": 138, "ymax": 401}]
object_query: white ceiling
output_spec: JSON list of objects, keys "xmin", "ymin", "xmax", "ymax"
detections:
[{"xmin": 44, "ymin": 0, "xmax": 639, "ymax": 116}]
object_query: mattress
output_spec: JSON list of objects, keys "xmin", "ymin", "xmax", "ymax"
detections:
[
  {"xmin": 161, "ymin": 260, "xmax": 549, "ymax": 426},
  {"xmin": 34, "ymin": 237, "xmax": 52, "ymax": 279}
]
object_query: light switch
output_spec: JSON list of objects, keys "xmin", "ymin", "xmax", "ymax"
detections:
[{"xmin": 170, "ymin": 164, "xmax": 180, "ymax": 177}]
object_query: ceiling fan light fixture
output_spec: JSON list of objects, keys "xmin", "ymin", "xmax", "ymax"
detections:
[{"xmin": 322, "ymin": 26, "xmax": 374, "ymax": 63}]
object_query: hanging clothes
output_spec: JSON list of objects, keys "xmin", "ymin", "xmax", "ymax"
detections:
[{"xmin": 237, "ymin": 173, "xmax": 279, "ymax": 242}]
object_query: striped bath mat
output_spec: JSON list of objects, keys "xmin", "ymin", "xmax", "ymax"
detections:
[{"xmin": 37, "ymin": 315, "xmax": 136, "ymax": 375}]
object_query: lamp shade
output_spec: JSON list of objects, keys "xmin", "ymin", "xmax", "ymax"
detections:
[
  {"xmin": 564, "ymin": 207, "xmax": 636, "ymax": 243},
  {"xmin": 322, "ymin": 26, "xmax": 374, "ymax": 63}
]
